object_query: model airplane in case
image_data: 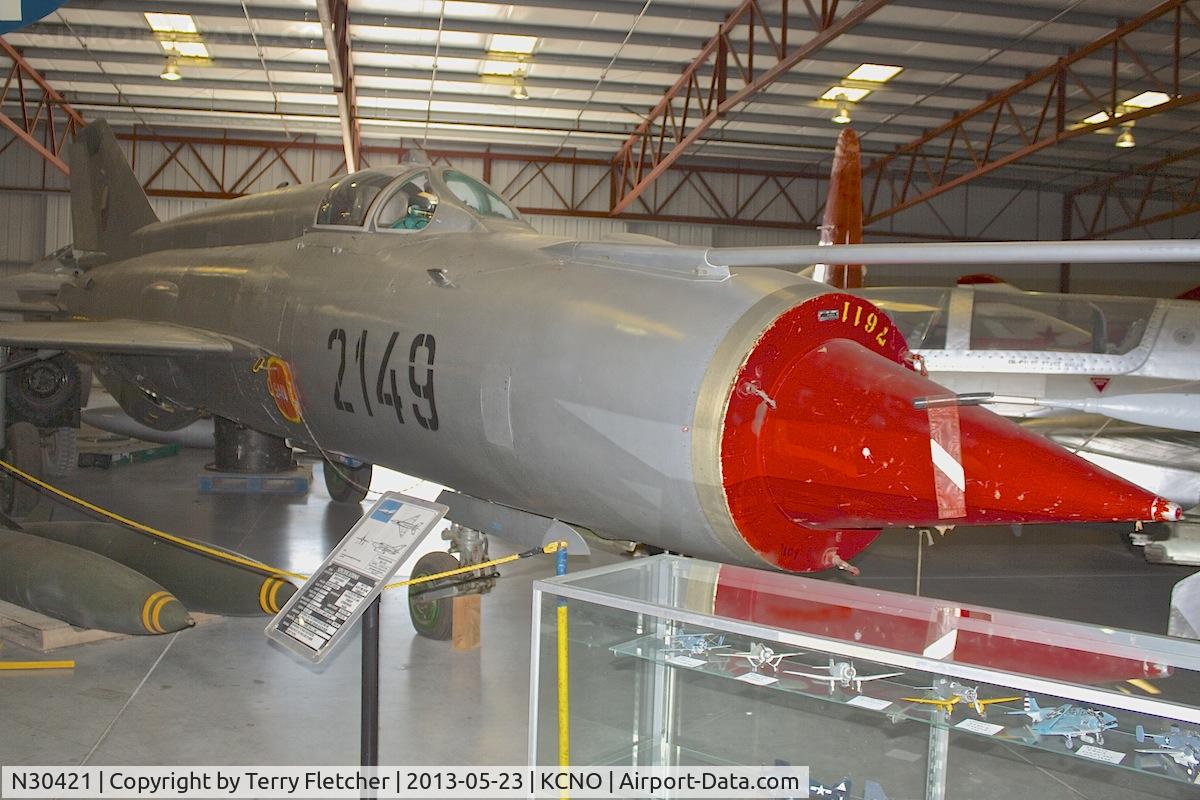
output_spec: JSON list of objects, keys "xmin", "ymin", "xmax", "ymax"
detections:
[
  {"xmin": 901, "ymin": 677, "xmax": 1020, "ymax": 717},
  {"xmin": 785, "ymin": 658, "xmax": 902, "ymax": 693},
  {"xmin": 1009, "ymin": 697, "xmax": 1119, "ymax": 749},
  {"xmin": 1135, "ymin": 724, "xmax": 1200, "ymax": 777}
]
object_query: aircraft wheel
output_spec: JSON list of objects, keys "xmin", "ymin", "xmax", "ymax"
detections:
[
  {"xmin": 324, "ymin": 460, "xmax": 371, "ymax": 503},
  {"xmin": 6, "ymin": 354, "xmax": 79, "ymax": 428},
  {"xmin": 1064, "ymin": 738, "xmax": 1074, "ymax": 750},
  {"xmin": 1, "ymin": 422, "xmax": 43, "ymax": 518},
  {"xmin": 43, "ymin": 427, "xmax": 77, "ymax": 477},
  {"xmin": 408, "ymin": 551, "xmax": 459, "ymax": 640}
]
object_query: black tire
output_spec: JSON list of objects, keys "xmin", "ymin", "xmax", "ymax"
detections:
[
  {"xmin": 77, "ymin": 365, "xmax": 93, "ymax": 409},
  {"xmin": 408, "ymin": 551, "xmax": 459, "ymax": 640},
  {"xmin": 43, "ymin": 427, "xmax": 77, "ymax": 477},
  {"xmin": 324, "ymin": 460, "xmax": 371, "ymax": 503},
  {"xmin": 1, "ymin": 422, "xmax": 42, "ymax": 518},
  {"xmin": 6, "ymin": 353, "xmax": 80, "ymax": 428}
]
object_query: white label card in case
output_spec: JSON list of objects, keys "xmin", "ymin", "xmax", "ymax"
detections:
[
  {"xmin": 737, "ymin": 672, "xmax": 779, "ymax": 686},
  {"xmin": 1076, "ymin": 745, "xmax": 1125, "ymax": 765},
  {"xmin": 666, "ymin": 655, "xmax": 706, "ymax": 668},
  {"xmin": 0, "ymin": 2, "xmax": 20, "ymax": 22},
  {"xmin": 846, "ymin": 695, "xmax": 893, "ymax": 711},
  {"xmin": 955, "ymin": 719, "xmax": 1004, "ymax": 736}
]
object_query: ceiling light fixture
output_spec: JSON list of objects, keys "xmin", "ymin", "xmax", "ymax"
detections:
[
  {"xmin": 481, "ymin": 59, "xmax": 527, "ymax": 77},
  {"xmin": 1082, "ymin": 110, "xmax": 1114, "ymax": 126},
  {"xmin": 1124, "ymin": 91, "xmax": 1170, "ymax": 109},
  {"xmin": 489, "ymin": 34, "xmax": 537, "ymax": 54},
  {"xmin": 1115, "ymin": 124, "xmax": 1136, "ymax": 149},
  {"xmin": 820, "ymin": 85, "xmax": 870, "ymax": 102},
  {"xmin": 144, "ymin": 12, "xmax": 197, "ymax": 33},
  {"xmin": 510, "ymin": 69, "xmax": 529, "ymax": 100},
  {"xmin": 160, "ymin": 60, "xmax": 182, "ymax": 81},
  {"xmin": 832, "ymin": 94, "xmax": 851, "ymax": 124},
  {"xmin": 845, "ymin": 63, "xmax": 903, "ymax": 83},
  {"xmin": 161, "ymin": 40, "xmax": 210, "ymax": 59},
  {"xmin": 482, "ymin": 33, "xmax": 539, "ymax": 78}
]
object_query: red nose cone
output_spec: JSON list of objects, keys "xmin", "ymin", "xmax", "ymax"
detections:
[{"xmin": 721, "ymin": 295, "xmax": 1175, "ymax": 572}]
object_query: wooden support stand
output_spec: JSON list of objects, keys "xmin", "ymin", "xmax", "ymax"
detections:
[
  {"xmin": 0, "ymin": 600, "xmax": 220, "ymax": 651},
  {"xmin": 452, "ymin": 594, "xmax": 480, "ymax": 651}
]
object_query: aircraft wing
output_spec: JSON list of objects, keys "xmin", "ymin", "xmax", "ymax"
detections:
[
  {"xmin": 708, "ymin": 239, "xmax": 1200, "ymax": 267},
  {"xmin": 902, "ymin": 696, "xmax": 958, "ymax": 709},
  {"xmin": 863, "ymin": 780, "xmax": 890, "ymax": 800},
  {"xmin": 548, "ymin": 239, "xmax": 1200, "ymax": 275},
  {"xmin": 782, "ymin": 670, "xmax": 836, "ymax": 682},
  {"xmin": 1025, "ymin": 416, "xmax": 1200, "ymax": 468},
  {"xmin": 0, "ymin": 301, "xmax": 64, "ymax": 315},
  {"xmin": 0, "ymin": 320, "xmax": 239, "ymax": 355},
  {"xmin": 977, "ymin": 696, "xmax": 1022, "ymax": 706}
]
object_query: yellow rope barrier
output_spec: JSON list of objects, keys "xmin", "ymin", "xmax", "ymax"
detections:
[
  {"xmin": 385, "ymin": 541, "xmax": 564, "ymax": 590},
  {"xmin": 0, "ymin": 458, "xmax": 305, "ymax": 580},
  {"xmin": 0, "ymin": 457, "xmax": 565, "ymax": 595}
]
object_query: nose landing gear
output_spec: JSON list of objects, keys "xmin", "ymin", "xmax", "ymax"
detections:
[
  {"xmin": 407, "ymin": 524, "xmax": 496, "ymax": 640},
  {"xmin": 323, "ymin": 458, "xmax": 372, "ymax": 503}
]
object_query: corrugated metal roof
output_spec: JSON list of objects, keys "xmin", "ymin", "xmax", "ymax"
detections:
[{"xmin": 2, "ymin": 0, "xmax": 1197, "ymax": 197}]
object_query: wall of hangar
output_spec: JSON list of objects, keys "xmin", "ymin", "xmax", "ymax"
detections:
[{"xmin": 0, "ymin": 131, "xmax": 1197, "ymax": 297}]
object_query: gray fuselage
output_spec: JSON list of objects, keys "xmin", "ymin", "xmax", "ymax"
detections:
[{"xmin": 62, "ymin": 165, "xmax": 828, "ymax": 569}]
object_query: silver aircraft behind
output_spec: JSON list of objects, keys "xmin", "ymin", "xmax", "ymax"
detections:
[
  {"xmin": 859, "ymin": 283, "xmax": 1200, "ymax": 512},
  {"xmin": 860, "ymin": 282, "xmax": 1200, "ymax": 431},
  {"xmin": 0, "ymin": 121, "xmax": 1193, "ymax": 636}
]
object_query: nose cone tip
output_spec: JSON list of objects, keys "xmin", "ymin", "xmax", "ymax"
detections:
[{"xmin": 1154, "ymin": 499, "xmax": 1184, "ymax": 522}]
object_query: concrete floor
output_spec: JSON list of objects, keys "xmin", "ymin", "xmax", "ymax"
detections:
[{"xmin": 1, "ymin": 445, "xmax": 1198, "ymax": 798}]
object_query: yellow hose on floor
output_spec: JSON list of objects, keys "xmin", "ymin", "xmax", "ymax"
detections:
[{"xmin": 0, "ymin": 660, "xmax": 75, "ymax": 670}]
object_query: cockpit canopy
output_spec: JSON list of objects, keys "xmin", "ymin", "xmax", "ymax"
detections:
[{"xmin": 314, "ymin": 166, "xmax": 522, "ymax": 232}]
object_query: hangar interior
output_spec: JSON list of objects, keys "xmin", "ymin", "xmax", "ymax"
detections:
[{"xmin": 1, "ymin": 0, "xmax": 1200, "ymax": 795}]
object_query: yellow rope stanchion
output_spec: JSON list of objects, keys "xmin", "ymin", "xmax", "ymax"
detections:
[{"xmin": 556, "ymin": 544, "xmax": 570, "ymax": 796}]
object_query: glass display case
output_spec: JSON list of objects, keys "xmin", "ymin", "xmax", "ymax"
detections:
[{"xmin": 529, "ymin": 555, "xmax": 1200, "ymax": 799}]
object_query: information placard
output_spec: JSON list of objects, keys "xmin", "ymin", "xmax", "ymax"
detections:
[{"xmin": 266, "ymin": 492, "xmax": 448, "ymax": 663}]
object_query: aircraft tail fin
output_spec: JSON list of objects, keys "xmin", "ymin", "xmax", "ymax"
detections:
[
  {"xmin": 812, "ymin": 127, "xmax": 864, "ymax": 289},
  {"xmin": 68, "ymin": 120, "xmax": 158, "ymax": 254},
  {"xmin": 1136, "ymin": 724, "xmax": 1148, "ymax": 743}
]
